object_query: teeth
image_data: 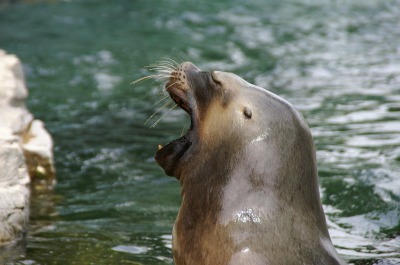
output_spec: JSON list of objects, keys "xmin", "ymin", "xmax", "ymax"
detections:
[{"xmin": 158, "ymin": 144, "xmax": 163, "ymax": 150}]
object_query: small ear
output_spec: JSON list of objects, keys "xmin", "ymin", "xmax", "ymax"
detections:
[{"xmin": 243, "ymin": 106, "xmax": 252, "ymax": 119}]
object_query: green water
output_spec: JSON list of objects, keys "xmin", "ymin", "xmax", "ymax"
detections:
[{"xmin": 0, "ymin": 0, "xmax": 399, "ymax": 264}]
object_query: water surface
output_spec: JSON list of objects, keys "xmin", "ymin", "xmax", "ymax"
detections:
[{"xmin": 0, "ymin": 0, "xmax": 399, "ymax": 264}]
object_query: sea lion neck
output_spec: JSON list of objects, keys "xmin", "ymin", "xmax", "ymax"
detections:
[
  {"xmin": 178, "ymin": 134, "xmax": 242, "ymax": 188},
  {"xmin": 177, "ymin": 137, "xmax": 242, "ymax": 231}
]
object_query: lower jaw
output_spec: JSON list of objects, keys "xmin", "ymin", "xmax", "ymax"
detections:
[{"xmin": 155, "ymin": 133, "xmax": 192, "ymax": 177}]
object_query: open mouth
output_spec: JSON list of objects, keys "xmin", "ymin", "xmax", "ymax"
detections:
[
  {"xmin": 170, "ymin": 88, "xmax": 191, "ymax": 114},
  {"xmin": 154, "ymin": 82, "xmax": 194, "ymax": 177}
]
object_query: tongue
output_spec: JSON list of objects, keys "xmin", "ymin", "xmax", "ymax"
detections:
[{"xmin": 155, "ymin": 136, "xmax": 191, "ymax": 177}]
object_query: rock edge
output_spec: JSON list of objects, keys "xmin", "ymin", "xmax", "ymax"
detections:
[{"xmin": 0, "ymin": 49, "xmax": 55, "ymax": 246}]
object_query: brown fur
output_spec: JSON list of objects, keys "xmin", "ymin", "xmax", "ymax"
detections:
[{"xmin": 156, "ymin": 62, "xmax": 347, "ymax": 265}]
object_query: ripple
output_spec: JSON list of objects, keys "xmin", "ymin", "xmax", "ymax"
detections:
[
  {"xmin": 93, "ymin": 72, "xmax": 122, "ymax": 92},
  {"xmin": 111, "ymin": 245, "xmax": 150, "ymax": 254},
  {"xmin": 161, "ymin": 234, "xmax": 172, "ymax": 250},
  {"xmin": 328, "ymin": 216, "xmax": 400, "ymax": 259},
  {"xmin": 346, "ymin": 135, "xmax": 400, "ymax": 147},
  {"xmin": 327, "ymin": 108, "xmax": 388, "ymax": 124}
]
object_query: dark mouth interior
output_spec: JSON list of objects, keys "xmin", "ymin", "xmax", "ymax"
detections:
[
  {"xmin": 154, "ymin": 89, "xmax": 194, "ymax": 176},
  {"xmin": 170, "ymin": 92, "xmax": 190, "ymax": 114},
  {"xmin": 169, "ymin": 91, "xmax": 193, "ymax": 131}
]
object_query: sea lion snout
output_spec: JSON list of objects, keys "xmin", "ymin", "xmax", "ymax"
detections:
[
  {"xmin": 155, "ymin": 62, "xmax": 207, "ymax": 178},
  {"xmin": 180, "ymin": 61, "xmax": 201, "ymax": 73},
  {"xmin": 167, "ymin": 61, "xmax": 201, "ymax": 91}
]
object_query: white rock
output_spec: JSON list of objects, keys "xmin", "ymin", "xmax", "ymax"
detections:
[
  {"xmin": 0, "ymin": 50, "xmax": 33, "ymax": 135},
  {"xmin": 0, "ymin": 137, "xmax": 30, "ymax": 245},
  {"xmin": 22, "ymin": 119, "xmax": 56, "ymax": 183},
  {"xmin": 0, "ymin": 49, "xmax": 55, "ymax": 245}
]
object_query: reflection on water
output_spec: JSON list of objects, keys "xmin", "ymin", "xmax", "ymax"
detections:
[{"xmin": 0, "ymin": 0, "xmax": 399, "ymax": 264}]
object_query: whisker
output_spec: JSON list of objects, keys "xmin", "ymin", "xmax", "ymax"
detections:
[
  {"xmin": 146, "ymin": 68, "xmax": 171, "ymax": 76},
  {"xmin": 131, "ymin": 74, "xmax": 161, "ymax": 85},
  {"xmin": 155, "ymin": 88, "xmax": 168, "ymax": 97},
  {"xmin": 148, "ymin": 69, "xmax": 173, "ymax": 75},
  {"xmin": 162, "ymin": 57, "xmax": 181, "ymax": 67},
  {"xmin": 144, "ymin": 99, "xmax": 174, "ymax": 125},
  {"xmin": 152, "ymin": 94, "xmax": 170, "ymax": 107},
  {"xmin": 159, "ymin": 57, "xmax": 179, "ymax": 67},
  {"xmin": 147, "ymin": 81, "xmax": 169, "ymax": 98},
  {"xmin": 136, "ymin": 58, "xmax": 181, "ymax": 85},
  {"xmin": 147, "ymin": 63, "xmax": 175, "ymax": 71},
  {"xmin": 148, "ymin": 63, "xmax": 171, "ymax": 68},
  {"xmin": 150, "ymin": 103, "xmax": 178, "ymax": 128},
  {"xmin": 138, "ymin": 81, "xmax": 165, "ymax": 101},
  {"xmin": 180, "ymin": 124, "xmax": 187, "ymax": 137},
  {"xmin": 153, "ymin": 61, "xmax": 176, "ymax": 69},
  {"xmin": 134, "ymin": 74, "xmax": 168, "ymax": 100},
  {"xmin": 165, "ymin": 81, "xmax": 179, "ymax": 91},
  {"xmin": 175, "ymin": 56, "xmax": 185, "ymax": 65},
  {"xmin": 135, "ymin": 59, "xmax": 183, "ymax": 127}
]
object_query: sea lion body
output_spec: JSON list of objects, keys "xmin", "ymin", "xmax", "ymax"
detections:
[{"xmin": 155, "ymin": 62, "xmax": 346, "ymax": 265}]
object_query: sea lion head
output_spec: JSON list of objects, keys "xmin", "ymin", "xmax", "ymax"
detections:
[{"xmin": 155, "ymin": 61, "xmax": 313, "ymax": 185}]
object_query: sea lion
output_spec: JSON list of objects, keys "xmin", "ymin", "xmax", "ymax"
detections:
[{"xmin": 155, "ymin": 62, "xmax": 347, "ymax": 265}]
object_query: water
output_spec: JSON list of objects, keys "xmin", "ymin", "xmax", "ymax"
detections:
[{"xmin": 0, "ymin": 0, "xmax": 399, "ymax": 264}]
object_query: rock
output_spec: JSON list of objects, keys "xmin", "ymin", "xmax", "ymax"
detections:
[
  {"xmin": 0, "ymin": 133, "xmax": 30, "ymax": 245},
  {"xmin": 0, "ymin": 50, "xmax": 33, "ymax": 135},
  {"xmin": 23, "ymin": 119, "xmax": 56, "ymax": 186},
  {"xmin": 0, "ymin": 49, "xmax": 55, "ymax": 246}
]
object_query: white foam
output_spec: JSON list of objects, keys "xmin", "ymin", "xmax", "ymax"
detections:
[{"xmin": 111, "ymin": 245, "xmax": 150, "ymax": 254}]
